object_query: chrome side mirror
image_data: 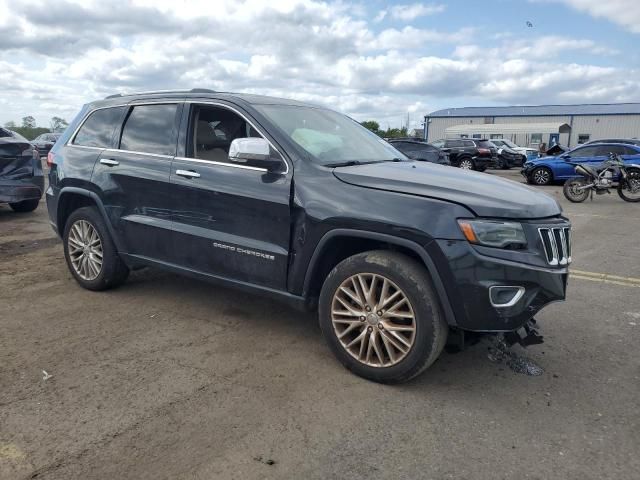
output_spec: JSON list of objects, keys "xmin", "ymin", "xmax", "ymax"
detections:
[
  {"xmin": 229, "ymin": 138, "xmax": 270, "ymax": 162},
  {"xmin": 228, "ymin": 138, "xmax": 283, "ymax": 172}
]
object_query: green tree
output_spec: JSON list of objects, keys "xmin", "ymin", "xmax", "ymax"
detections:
[
  {"xmin": 4, "ymin": 120, "xmax": 17, "ymax": 128},
  {"xmin": 360, "ymin": 120, "xmax": 380, "ymax": 135},
  {"xmin": 22, "ymin": 116, "xmax": 36, "ymax": 128},
  {"xmin": 50, "ymin": 116, "xmax": 69, "ymax": 132},
  {"xmin": 381, "ymin": 127, "xmax": 408, "ymax": 139}
]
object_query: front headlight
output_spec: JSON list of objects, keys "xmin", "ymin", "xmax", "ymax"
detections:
[{"xmin": 457, "ymin": 219, "xmax": 527, "ymax": 249}]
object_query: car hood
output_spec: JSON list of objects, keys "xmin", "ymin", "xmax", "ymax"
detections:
[{"xmin": 333, "ymin": 161, "xmax": 562, "ymax": 219}]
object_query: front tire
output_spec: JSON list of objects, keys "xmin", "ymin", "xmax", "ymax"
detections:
[
  {"xmin": 458, "ymin": 157, "xmax": 474, "ymax": 170},
  {"xmin": 9, "ymin": 198, "xmax": 39, "ymax": 213},
  {"xmin": 618, "ymin": 168, "xmax": 640, "ymax": 202},
  {"xmin": 563, "ymin": 177, "xmax": 590, "ymax": 203},
  {"xmin": 530, "ymin": 167, "xmax": 552, "ymax": 185},
  {"xmin": 319, "ymin": 251, "xmax": 448, "ymax": 384},
  {"xmin": 63, "ymin": 207, "xmax": 129, "ymax": 291}
]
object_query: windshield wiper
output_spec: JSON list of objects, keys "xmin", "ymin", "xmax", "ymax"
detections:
[
  {"xmin": 325, "ymin": 160, "xmax": 363, "ymax": 167},
  {"xmin": 326, "ymin": 158, "xmax": 405, "ymax": 168}
]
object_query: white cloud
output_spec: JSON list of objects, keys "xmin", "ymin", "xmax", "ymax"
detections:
[
  {"xmin": 389, "ymin": 3, "xmax": 446, "ymax": 21},
  {"xmin": 0, "ymin": 0, "xmax": 637, "ymax": 128},
  {"xmin": 534, "ymin": 0, "xmax": 640, "ymax": 33}
]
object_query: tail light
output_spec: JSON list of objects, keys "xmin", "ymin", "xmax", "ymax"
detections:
[
  {"xmin": 47, "ymin": 151, "xmax": 56, "ymax": 167},
  {"xmin": 477, "ymin": 147, "xmax": 491, "ymax": 155}
]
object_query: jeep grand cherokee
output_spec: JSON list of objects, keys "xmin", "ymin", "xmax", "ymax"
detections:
[{"xmin": 46, "ymin": 89, "xmax": 570, "ymax": 383}]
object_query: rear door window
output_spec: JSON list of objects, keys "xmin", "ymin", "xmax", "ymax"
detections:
[
  {"xmin": 73, "ymin": 107, "xmax": 126, "ymax": 148},
  {"xmin": 119, "ymin": 104, "xmax": 179, "ymax": 156},
  {"xmin": 598, "ymin": 145, "xmax": 627, "ymax": 156}
]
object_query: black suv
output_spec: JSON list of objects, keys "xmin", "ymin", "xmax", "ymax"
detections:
[
  {"xmin": 387, "ymin": 139, "xmax": 450, "ymax": 165},
  {"xmin": 47, "ymin": 90, "xmax": 570, "ymax": 383},
  {"xmin": 431, "ymin": 138, "xmax": 496, "ymax": 171}
]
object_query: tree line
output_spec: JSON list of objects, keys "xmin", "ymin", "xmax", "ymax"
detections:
[
  {"xmin": 4, "ymin": 116, "xmax": 69, "ymax": 140},
  {"xmin": 359, "ymin": 121, "xmax": 417, "ymax": 139}
]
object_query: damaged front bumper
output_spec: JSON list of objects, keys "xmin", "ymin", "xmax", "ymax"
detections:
[{"xmin": 429, "ymin": 239, "xmax": 568, "ymax": 332}]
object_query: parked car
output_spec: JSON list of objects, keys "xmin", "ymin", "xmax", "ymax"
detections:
[
  {"xmin": 488, "ymin": 141, "xmax": 524, "ymax": 169},
  {"xmin": 489, "ymin": 138, "xmax": 537, "ymax": 161},
  {"xmin": 585, "ymin": 138, "xmax": 640, "ymax": 147},
  {"xmin": 0, "ymin": 127, "xmax": 43, "ymax": 212},
  {"xmin": 47, "ymin": 89, "xmax": 570, "ymax": 383},
  {"xmin": 521, "ymin": 143, "xmax": 640, "ymax": 185},
  {"xmin": 33, "ymin": 133, "xmax": 61, "ymax": 156},
  {"xmin": 387, "ymin": 139, "xmax": 450, "ymax": 165},
  {"xmin": 430, "ymin": 138, "xmax": 495, "ymax": 171}
]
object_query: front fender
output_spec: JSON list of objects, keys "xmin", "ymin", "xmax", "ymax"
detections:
[{"xmin": 301, "ymin": 229, "xmax": 458, "ymax": 327}]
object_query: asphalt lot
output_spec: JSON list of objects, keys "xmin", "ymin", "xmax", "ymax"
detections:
[{"xmin": 1, "ymin": 168, "xmax": 639, "ymax": 480}]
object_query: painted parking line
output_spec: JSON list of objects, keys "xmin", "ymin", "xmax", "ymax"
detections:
[{"xmin": 571, "ymin": 269, "xmax": 640, "ymax": 288}]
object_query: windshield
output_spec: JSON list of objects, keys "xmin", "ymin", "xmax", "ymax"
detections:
[
  {"xmin": 502, "ymin": 139, "xmax": 518, "ymax": 148},
  {"xmin": 254, "ymin": 104, "xmax": 406, "ymax": 165}
]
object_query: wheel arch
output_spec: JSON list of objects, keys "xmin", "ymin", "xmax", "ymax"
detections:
[
  {"xmin": 531, "ymin": 165, "xmax": 554, "ymax": 183},
  {"xmin": 57, "ymin": 187, "xmax": 122, "ymax": 251},
  {"xmin": 302, "ymin": 229, "xmax": 457, "ymax": 326}
]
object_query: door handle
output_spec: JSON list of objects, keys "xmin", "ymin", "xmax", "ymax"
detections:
[
  {"xmin": 100, "ymin": 158, "xmax": 119, "ymax": 166},
  {"xmin": 176, "ymin": 169, "xmax": 200, "ymax": 179}
]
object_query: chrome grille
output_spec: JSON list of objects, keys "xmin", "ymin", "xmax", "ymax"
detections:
[{"xmin": 539, "ymin": 227, "xmax": 571, "ymax": 266}]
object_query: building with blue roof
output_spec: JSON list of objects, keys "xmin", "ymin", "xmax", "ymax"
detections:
[{"xmin": 423, "ymin": 103, "xmax": 640, "ymax": 148}]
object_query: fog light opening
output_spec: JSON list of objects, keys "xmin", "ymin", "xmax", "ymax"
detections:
[{"xmin": 489, "ymin": 286, "xmax": 525, "ymax": 308}]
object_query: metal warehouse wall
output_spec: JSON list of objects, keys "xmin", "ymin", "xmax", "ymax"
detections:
[
  {"xmin": 427, "ymin": 114, "xmax": 640, "ymax": 147},
  {"xmin": 571, "ymin": 115, "xmax": 640, "ymax": 143}
]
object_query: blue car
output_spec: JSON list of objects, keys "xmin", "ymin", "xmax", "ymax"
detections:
[{"xmin": 521, "ymin": 143, "xmax": 640, "ymax": 185}]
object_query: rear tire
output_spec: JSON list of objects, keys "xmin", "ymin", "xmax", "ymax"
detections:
[
  {"xmin": 63, "ymin": 207, "xmax": 129, "ymax": 291},
  {"xmin": 9, "ymin": 198, "xmax": 39, "ymax": 213},
  {"xmin": 318, "ymin": 251, "xmax": 448, "ymax": 384},
  {"xmin": 617, "ymin": 168, "xmax": 640, "ymax": 202},
  {"xmin": 563, "ymin": 177, "xmax": 590, "ymax": 203}
]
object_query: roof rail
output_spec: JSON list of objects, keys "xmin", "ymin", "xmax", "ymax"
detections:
[{"xmin": 104, "ymin": 88, "xmax": 216, "ymax": 99}]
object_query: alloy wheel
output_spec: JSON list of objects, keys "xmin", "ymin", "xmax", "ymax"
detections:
[
  {"xmin": 459, "ymin": 159, "xmax": 473, "ymax": 170},
  {"xmin": 68, "ymin": 220, "xmax": 103, "ymax": 281},
  {"xmin": 331, "ymin": 273, "xmax": 416, "ymax": 368},
  {"xmin": 533, "ymin": 168, "xmax": 550, "ymax": 185}
]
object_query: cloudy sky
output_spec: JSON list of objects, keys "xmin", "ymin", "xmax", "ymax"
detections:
[{"xmin": 0, "ymin": 0, "xmax": 638, "ymax": 130}]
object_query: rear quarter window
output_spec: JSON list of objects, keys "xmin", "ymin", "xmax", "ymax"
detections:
[{"xmin": 73, "ymin": 107, "xmax": 126, "ymax": 148}]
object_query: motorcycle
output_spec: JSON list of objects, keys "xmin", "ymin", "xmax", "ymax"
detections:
[{"xmin": 563, "ymin": 153, "xmax": 640, "ymax": 203}]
